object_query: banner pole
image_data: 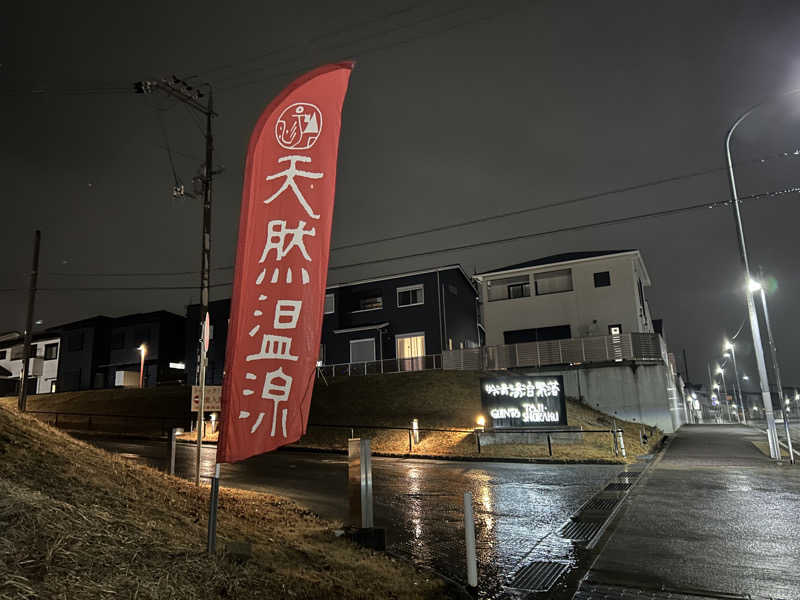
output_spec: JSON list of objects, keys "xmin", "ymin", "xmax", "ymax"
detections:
[{"xmin": 207, "ymin": 463, "xmax": 221, "ymax": 553}]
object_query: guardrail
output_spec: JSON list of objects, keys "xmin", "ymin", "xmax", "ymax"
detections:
[
  {"xmin": 442, "ymin": 332, "xmax": 663, "ymax": 371},
  {"xmin": 25, "ymin": 409, "xmax": 189, "ymax": 437},
  {"xmin": 301, "ymin": 422, "xmax": 631, "ymax": 458}
]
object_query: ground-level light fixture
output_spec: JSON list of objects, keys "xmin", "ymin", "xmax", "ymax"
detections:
[
  {"xmin": 137, "ymin": 344, "xmax": 147, "ymax": 388},
  {"xmin": 742, "ymin": 375, "xmax": 749, "ymax": 380},
  {"xmin": 476, "ymin": 415, "xmax": 486, "ymax": 428}
]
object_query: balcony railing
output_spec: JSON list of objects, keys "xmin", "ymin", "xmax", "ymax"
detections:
[
  {"xmin": 318, "ymin": 354, "xmax": 442, "ymax": 378},
  {"xmin": 442, "ymin": 332, "xmax": 663, "ymax": 371}
]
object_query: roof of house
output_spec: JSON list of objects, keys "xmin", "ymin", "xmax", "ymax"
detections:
[
  {"xmin": 477, "ymin": 250, "xmax": 636, "ymax": 275},
  {"xmin": 325, "ymin": 264, "xmax": 477, "ymax": 292},
  {"xmin": 0, "ymin": 332, "xmax": 62, "ymax": 350}
]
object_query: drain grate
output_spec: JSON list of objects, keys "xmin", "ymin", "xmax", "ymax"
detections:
[
  {"xmin": 605, "ymin": 481, "xmax": 633, "ymax": 492},
  {"xmin": 508, "ymin": 561, "xmax": 570, "ymax": 592},
  {"xmin": 580, "ymin": 496, "xmax": 620, "ymax": 513},
  {"xmin": 560, "ymin": 519, "xmax": 603, "ymax": 541},
  {"xmin": 618, "ymin": 470, "xmax": 642, "ymax": 478}
]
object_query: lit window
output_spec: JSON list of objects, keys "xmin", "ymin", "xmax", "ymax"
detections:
[
  {"xmin": 357, "ymin": 296, "xmax": 383, "ymax": 311},
  {"xmin": 397, "ymin": 284, "xmax": 424, "ymax": 307}
]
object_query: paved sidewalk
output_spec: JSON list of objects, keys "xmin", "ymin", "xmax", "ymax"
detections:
[{"xmin": 575, "ymin": 425, "xmax": 800, "ymax": 599}]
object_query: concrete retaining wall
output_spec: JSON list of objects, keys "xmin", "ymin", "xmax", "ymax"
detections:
[{"xmin": 519, "ymin": 362, "xmax": 683, "ymax": 433}]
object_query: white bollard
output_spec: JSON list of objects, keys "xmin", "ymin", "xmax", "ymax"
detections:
[
  {"xmin": 617, "ymin": 429, "xmax": 627, "ymax": 458},
  {"xmin": 463, "ymin": 491, "xmax": 478, "ymax": 588}
]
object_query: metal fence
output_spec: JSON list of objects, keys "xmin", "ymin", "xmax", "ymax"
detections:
[
  {"xmin": 26, "ymin": 409, "xmax": 189, "ymax": 437},
  {"xmin": 301, "ymin": 422, "xmax": 632, "ymax": 458},
  {"xmin": 442, "ymin": 332, "xmax": 663, "ymax": 371},
  {"xmin": 317, "ymin": 354, "xmax": 442, "ymax": 378}
]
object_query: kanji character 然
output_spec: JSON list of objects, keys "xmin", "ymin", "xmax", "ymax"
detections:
[{"xmin": 259, "ymin": 220, "xmax": 316, "ymax": 263}]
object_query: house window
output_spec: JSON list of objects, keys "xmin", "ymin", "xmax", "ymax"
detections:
[
  {"xmin": 110, "ymin": 332, "xmax": 125, "ymax": 350},
  {"xmin": 44, "ymin": 343, "xmax": 58, "ymax": 360},
  {"xmin": 534, "ymin": 269, "xmax": 573, "ymax": 295},
  {"xmin": 67, "ymin": 333, "xmax": 84, "ymax": 351},
  {"xmin": 396, "ymin": 333, "xmax": 425, "ymax": 371},
  {"xmin": 609, "ymin": 324, "xmax": 622, "ymax": 336},
  {"xmin": 349, "ymin": 338, "xmax": 376, "ymax": 363},
  {"xmin": 324, "ymin": 293, "xmax": 335, "ymax": 315},
  {"xmin": 487, "ymin": 275, "xmax": 530, "ymax": 301},
  {"xmin": 356, "ymin": 295, "xmax": 383, "ymax": 311},
  {"xmin": 397, "ymin": 284, "xmax": 424, "ymax": 307},
  {"xmin": 594, "ymin": 271, "xmax": 611, "ymax": 287},
  {"xmin": 0, "ymin": 350, "xmax": 6, "ymax": 360}
]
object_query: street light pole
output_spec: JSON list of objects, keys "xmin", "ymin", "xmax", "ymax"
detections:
[
  {"xmin": 751, "ymin": 272, "xmax": 792, "ymax": 457},
  {"xmin": 138, "ymin": 344, "xmax": 147, "ymax": 388},
  {"xmin": 725, "ymin": 344, "xmax": 747, "ymax": 427},
  {"xmin": 723, "ymin": 91, "xmax": 800, "ymax": 458},
  {"xmin": 717, "ymin": 365, "xmax": 730, "ymax": 423}
]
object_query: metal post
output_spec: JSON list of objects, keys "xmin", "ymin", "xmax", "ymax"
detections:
[
  {"xmin": 412, "ymin": 418, "xmax": 419, "ymax": 444},
  {"xmin": 783, "ymin": 412, "xmax": 795, "ymax": 464},
  {"xmin": 207, "ymin": 463, "xmax": 220, "ymax": 554},
  {"xmin": 407, "ymin": 429, "xmax": 412, "ymax": 453},
  {"xmin": 195, "ymin": 351, "xmax": 207, "ymax": 486},
  {"xmin": 757, "ymin": 268, "xmax": 787, "ymax": 430},
  {"xmin": 360, "ymin": 439, "xmax": 374, "ymax": 528},
  {"xmin": 725, "ymin": 99, "xmax": 793, "ymax": 459},
  {"xmin": 546, "ymin": 433, "xmax": 552, "ymax": 456},
  {"xmin": 18, "ymin": 230, "xmax": 41, "ymax": 413},
  {"xmin": 463, "ymin": 492, "xmax": 478, "ymax": 589},
  {"xmin": 617, "ymin": 429, "xmax": 626, "ymax": 458},
  {"xmin": 475, "ymin": 431, "xmax": 481, "ymax": 454},
  {"xmin": 169, "ymin": 427, "xmax": 178, "ymax": 475},
  {"xmin": 729, "ymin": 346, "xmax": 749, "ymax": 429}
]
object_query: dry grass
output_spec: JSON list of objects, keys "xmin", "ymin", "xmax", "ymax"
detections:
[
  {"xmin": 304, "ymin": 371, "xmax": 662, "ymax": 463},
  {"xmin": 0, "ymin": 403, "xmax": 455, "ymax": 599}
]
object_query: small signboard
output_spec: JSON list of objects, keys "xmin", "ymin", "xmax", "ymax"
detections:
[
  {"xmin": 480, "ymin": 375, "xmax": 567, "ymax": 428},
  {"xmin": 191, "ymin": 385, "xmax": 222, "ymax": 412}
]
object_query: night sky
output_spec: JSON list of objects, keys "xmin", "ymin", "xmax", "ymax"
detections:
[{"xmin": 2, "ymin": 1, "xmax": 800, "ymax": 389}]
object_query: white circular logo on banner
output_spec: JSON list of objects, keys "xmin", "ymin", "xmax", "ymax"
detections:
[{"xmin": 275, "ymin": 102, "xmax": 323, "ymax": 150}]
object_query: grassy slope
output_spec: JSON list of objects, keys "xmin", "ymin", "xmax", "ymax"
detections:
[
  {"xmin": 10, "ymin": 386, "xmax": 190, "ymax": 418},
  {"xmin": 304, "ymin": 371, "xmax": 661, "ymax": 462},
  {"xmin": 0, "ymin": 402, "xmax": 453, "ymax": 600}
]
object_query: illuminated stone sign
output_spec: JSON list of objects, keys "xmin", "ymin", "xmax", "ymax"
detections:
[{"xmin": 480, "ymin": 375, "xmax": 567, "ymax": 428}]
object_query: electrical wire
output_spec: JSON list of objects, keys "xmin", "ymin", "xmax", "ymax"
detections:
[
  {"xmin": 330, "ymin": 148, "xmax": 800, "ymax": 253},
  {"xmin": 2, "ymin": 184, "xmax": 796, "ymax": 292},
  {"xmin": 200, "ymin": 1, "xmax": 430, "ymax": 79},
  {"xmin": 326, "ymin": 186, "xmax": 800, "ymax": 271}
]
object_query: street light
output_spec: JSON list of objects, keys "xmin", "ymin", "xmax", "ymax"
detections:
[
  {"xmin": 137, "ymin": 344, "xmax": 147, "ymax": 388},
  {"xmin": 724, "ymin": 92, "xmax": 800, "ymax": 459},
  {"xmin": 723, "ymin": 341, "xmax": 746, "ymax": 425}
]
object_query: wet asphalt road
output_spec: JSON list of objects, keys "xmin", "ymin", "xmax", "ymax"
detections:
[
  {"xmin": 84, "ymin": 437, "xmax": 621, "ymax": 595},
  {"xmin": 581, "ymin": 425, "xmax": 800, "ymax": 600}
]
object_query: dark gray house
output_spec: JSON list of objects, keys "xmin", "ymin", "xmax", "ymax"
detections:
[
  {"xmin": 49, "ymin": 311, "xmax": 186, "ymax": 391},
  {"xmin": 186, "ymin": 265, "xmax": 480, "ymax": 384}
]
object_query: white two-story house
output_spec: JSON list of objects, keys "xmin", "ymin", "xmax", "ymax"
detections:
[{"xmin": 474, "ymin": 249, "xmax": 653, "ymax": 346}]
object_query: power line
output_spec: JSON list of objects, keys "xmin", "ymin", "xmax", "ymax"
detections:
[
  {"xmin": 199, "ymin": 1, "xmax": 430, "ymax": 79},
  {"xmin": 0, "ymin": 282, "xmax": 233, "ymax": 293},
  {"xmin": 0, "ymin": 86, "xmax": 132, "ymax": 97},
  {"xmin": 330, "ymin": 148, "xmax": 800, "ymax": 253},
  {"xmin": 3, "ymin": 184, "xmax": 796, "ymax": 292},
  {"xmin": 219, "ymin": 3, "xmax": 519, "ymax": 91},
  {"xmin": 27, "ymin": 147, "xmax": 800, "ymax": 280},
  {"xmin": 326, "ymin": 186, "xmax": 800, "ymax": 271}
]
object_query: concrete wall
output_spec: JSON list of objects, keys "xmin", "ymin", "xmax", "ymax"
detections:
[
  {"xmin": 477, "ymin": 252, "xmax": 653, "ymax": 347},
  {"xmin": 519, "ymin": 361, "xmax": 684, "ymax": 433}
]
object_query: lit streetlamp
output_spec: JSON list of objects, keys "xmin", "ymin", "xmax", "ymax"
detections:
[
  {"xmin": 724, "ymin": 342, "xmax": 746, "ymax": 425},
  {"xmin": 137, "ymin": 344, "xmax": 147, "ymax": 388},
  {"xmin": 724, "ymin": 93, "xmax": 800, "ymax": 458}
]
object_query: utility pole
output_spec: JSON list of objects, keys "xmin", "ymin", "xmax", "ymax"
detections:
[
  {"xmin": 134, "ymin": 76, "xmax": 217, "ymax": 484},
  {"xmin": 18, "ymin": 230, "xmax": 41, "ymax": 412},
  {"xmin": 682, "ymin": 348, "xmax": 690, "ymax": 383}
]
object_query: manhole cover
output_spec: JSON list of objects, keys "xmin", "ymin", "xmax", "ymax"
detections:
[
  {"xmin": 508, "ymin": 561, "xmax": 570, "ymax": 592},
  {"xmin": 605, "ymin": 481, "xmax": 633, "ymax": 492},
  {"xmin": 560, "ymin": 519, "xmax": 603, "ymax": 541}
]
